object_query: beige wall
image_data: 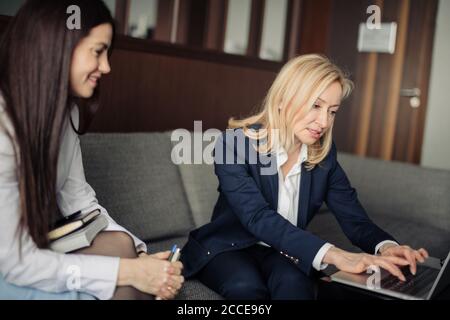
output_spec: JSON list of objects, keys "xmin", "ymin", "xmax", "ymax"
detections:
[{"xmin": 421, "ymin": 0, "xmax": 450, "ymax": 170}]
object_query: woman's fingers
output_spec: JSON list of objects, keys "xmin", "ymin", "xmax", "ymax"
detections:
[
  {"xmin": 418, "ymin": 248, "xmax": 429, "ymax": 259},
  {"xmin": 174, "ymin": 261, "xmax": 183, "ymax": 270},
  {"xmin": 413, "ymin": 250, "xmax": 425, "ymax": 263},
  {"xmin": 150, "ymin": 251, "xmax": 171, "ymax": 260},
  {"xmin": 168, "ymin": 262, "xmax": 183, "ymax": 275},
  {"xmin": 166, "ymin": 275, "xmax": 184, "ymax": 290},
  {"xmin": 402, "ymin": 248, "xmax": 417, "ymax": 275},
  {"xmin": 382, "ymin": 255, "xmax": 410, "ymax": 266},
  {"xmin": 372, "ymin": 257, "xmax": 406, "ymax": 281},
  {"xmin": 159, "ymin": 285, "xmax": 178, "ymax": 300}
]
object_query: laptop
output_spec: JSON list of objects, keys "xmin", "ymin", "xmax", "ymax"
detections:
[{"xmin": 329, "ymin": 251, "xmax": 450, "ymax": 300}]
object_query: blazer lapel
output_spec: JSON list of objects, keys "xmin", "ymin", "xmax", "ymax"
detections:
[
  {"xmin": 297, "ymin": 164, "xmax": 311, "ymax": 229},
  {"xmin": 271, "ymin": 171, "xmax": 279, "ymax": 210},
  {"xmin": 259, "ymin": 152, "xmax": 279, "ymax": 210}
]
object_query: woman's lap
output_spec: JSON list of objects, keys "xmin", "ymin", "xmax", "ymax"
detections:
[
  {"xmin": 197, "ymin": 247, "xmax": 270, "ymax": 300},
  {"xmin": 196, "ymin": 245, "xmax": 316, "ymax": 300}
]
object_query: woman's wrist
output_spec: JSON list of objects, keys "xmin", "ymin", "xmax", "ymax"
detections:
[
  {"xmin": 378, "ymin": 243, "xmax": 398, "ymax": 255},
  {"xmin": 117, "ymin": 258, "xmax": 135, "ymax": 287},
  {"xmin": 322, "ymin": 246, "xmax": 345, "ymax": 265}
]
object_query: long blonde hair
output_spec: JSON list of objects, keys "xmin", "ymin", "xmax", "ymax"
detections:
[{"xmin": 229, "ymin": 54, "xmax": 354, "ymax": 170}]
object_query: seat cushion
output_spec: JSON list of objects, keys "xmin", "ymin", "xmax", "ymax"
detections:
[
  {"xmin": 307, "ymin": 211, "xmax": 450, "ymax": 259},
  {"xmin": 80, "ymin": 133, "xmax": 195, "ymax": 242},
  {"xmin": 169, "ymin": 131, "xmax": 220, "ymax": 228},
  {"xmin": 176, "ymin": 279, "xmax": 224, "ymax": 300},
  {"xmin": 177, "ymin": 162, "xmax": 219, "ymax": 228}
]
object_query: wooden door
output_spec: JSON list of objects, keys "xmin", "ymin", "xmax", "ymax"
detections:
[{"xmin": 329, "ymin": 0, "xmax": 438, "ymax": 164}]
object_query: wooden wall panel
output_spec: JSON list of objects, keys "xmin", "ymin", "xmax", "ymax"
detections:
[
  {"xmin": 284, "ymin": 0, "xmax": 303, "ymax": 60},
  {"xmin": 365, "ymin": 0, "xmax": 408, "ymax": 160},
  {"xmin": 114, "ymin": 0, "xmax": 131, "ymax": 35},
  {"xmin": 95, "ymin": 47, "xmax": 278, "ymax": 132},
  {"xmin": 247, "ymin": 0, "xmax": 266, "ymax": 57},
  {"xmin": 298, "ymin": 0, "xmax": 333, "ymax": 54},
  {"xmin": 204, "ymin": 0, "xmax": 228, "ymax": 51},
  {"xmin": 154, "ymin": 0, "xmax": 176, "ymax": 42},
  {"xmin": 327, "ymin": 0, "xmax": 371, "ymax": 153}
]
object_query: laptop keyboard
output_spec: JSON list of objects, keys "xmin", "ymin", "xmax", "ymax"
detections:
[{"xmin": 381, "ymin": 265, "xmax": 439, "ymax": 296}]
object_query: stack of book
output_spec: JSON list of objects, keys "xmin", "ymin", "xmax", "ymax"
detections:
[{"xmin": 48, "ymin": 210, "xmax": 108, "ymax": 253}]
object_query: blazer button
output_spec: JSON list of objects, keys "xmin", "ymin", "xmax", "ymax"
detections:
[
  {"xmin": 231, "ymin": 243, "xmax": 235, "ymax": 247},
  {"xmin": 207, "ymin": 251, "xmax": 211, "ymax": 255}
]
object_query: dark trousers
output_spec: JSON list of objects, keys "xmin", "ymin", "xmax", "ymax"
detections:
[{"xmin": 197, "ymin": 245, "xmax": 317, "ymax": 300}]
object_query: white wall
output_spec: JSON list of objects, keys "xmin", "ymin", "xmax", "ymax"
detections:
[
  {"xmin": 421, "ymin": 0, "xmax": 450, "ymax": 170},
  {"xmin": 224, "ymin": 0, "xmax": 288, "ymax": 61},
  {"xmin": 128, "ymin": 0, "xmax": 158, "ymax": 38},
  {"xmin": 224, "ymin": 0, "xmax": 252, "ymax": 55}
]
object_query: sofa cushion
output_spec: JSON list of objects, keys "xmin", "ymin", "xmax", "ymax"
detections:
[
  {"xmin": 177, "ymin": 162, "xmax": 219, "ymax": 228},
  {"xmin": 169, "ymin": 131, "xmax": 220, "ymax": 228},
  {"xmin": 177, "ymin": 279, "xmax": 224, "ymax": 300},
  {"xmin": 337, "ymin": 153, "xmax": 450, "ymax": 233},
  {"xmin": 307, "ymin": 211, "xmax": 450, "ymax": 259},
  {"xmin": 80, "ymin": 133, "xmax": 195, "ymax": 242}
]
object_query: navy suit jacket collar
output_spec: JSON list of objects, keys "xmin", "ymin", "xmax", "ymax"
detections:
[{"xmin": 266, "ymin": 161, "xmax": 312, "ymax": 229}]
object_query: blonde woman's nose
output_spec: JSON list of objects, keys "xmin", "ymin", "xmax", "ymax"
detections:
[{"xmin": 316, "ymin": 111, "xmax": 329, "ymax": 129}]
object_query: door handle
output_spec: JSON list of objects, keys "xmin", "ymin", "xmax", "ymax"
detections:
[
  {"xmin": 400, "ymin": 88, "xmax": 421, "ymax": 108},
  {"xmin": 400, "ymin": 88, "xmax": 421, "ymax": 97}
]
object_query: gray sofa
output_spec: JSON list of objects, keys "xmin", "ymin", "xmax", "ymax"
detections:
[{"xmin": 80, "ymin": 133, "xmax": 450, "ymax": 300}]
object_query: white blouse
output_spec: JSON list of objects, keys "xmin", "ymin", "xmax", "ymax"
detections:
[
  {"xmin": 0, "ymin": 94, "xmax": 146, "ymax": 300},
  {"xmin": 260, "ymin": 143, "xmax": 397, "ymax": 270}
]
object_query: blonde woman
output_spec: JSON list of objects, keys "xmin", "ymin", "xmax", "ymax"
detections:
[{"xmin": 181, "ymin": 54, "xmax": 429, "ymax": 300}]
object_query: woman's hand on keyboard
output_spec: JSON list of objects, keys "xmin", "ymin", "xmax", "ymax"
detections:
[
  {"xmin": 380, "ymin": 244, "xmax": 429, "ymax": 275},
  {"xmin": 323, "ymin": 247, "xmax": 410, "ymax": 281}
]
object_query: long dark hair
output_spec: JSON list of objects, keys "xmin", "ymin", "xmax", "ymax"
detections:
[{"xmin": 0, "ymin": 0, "xmax": 115, "ymax": 248}]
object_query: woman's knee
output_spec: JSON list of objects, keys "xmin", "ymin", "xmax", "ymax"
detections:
[
  {"xmin": 221, "ymin": 280, "xmax": 270, "ymax": 300},
  {"xmin": 269, "ymin": 272, "xmax": 316, "ymax": 300},
  {"xmin": 76, "ymin": 231, "xmax": 137, "ymax": 259}
]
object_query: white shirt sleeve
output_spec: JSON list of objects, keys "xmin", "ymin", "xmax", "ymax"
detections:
[
  {"xmin": 0, "ymin": 118, "xmax": 119, "ymax": 300},
  {"xmin": 312, "ymin": 243, "xmax": 335, "ymax": 271},
  {"xmin": 375, "ymin": 240, "xmax": 399, "ymax": 254},
  {"xmin": 312, "ymin": 240, "xmax": 400, "ymax": 272}
]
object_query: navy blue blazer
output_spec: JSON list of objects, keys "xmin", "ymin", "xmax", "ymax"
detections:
[{"xmin": 181, "ymin": 128, "xmax": 396, "ymax": 278}]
